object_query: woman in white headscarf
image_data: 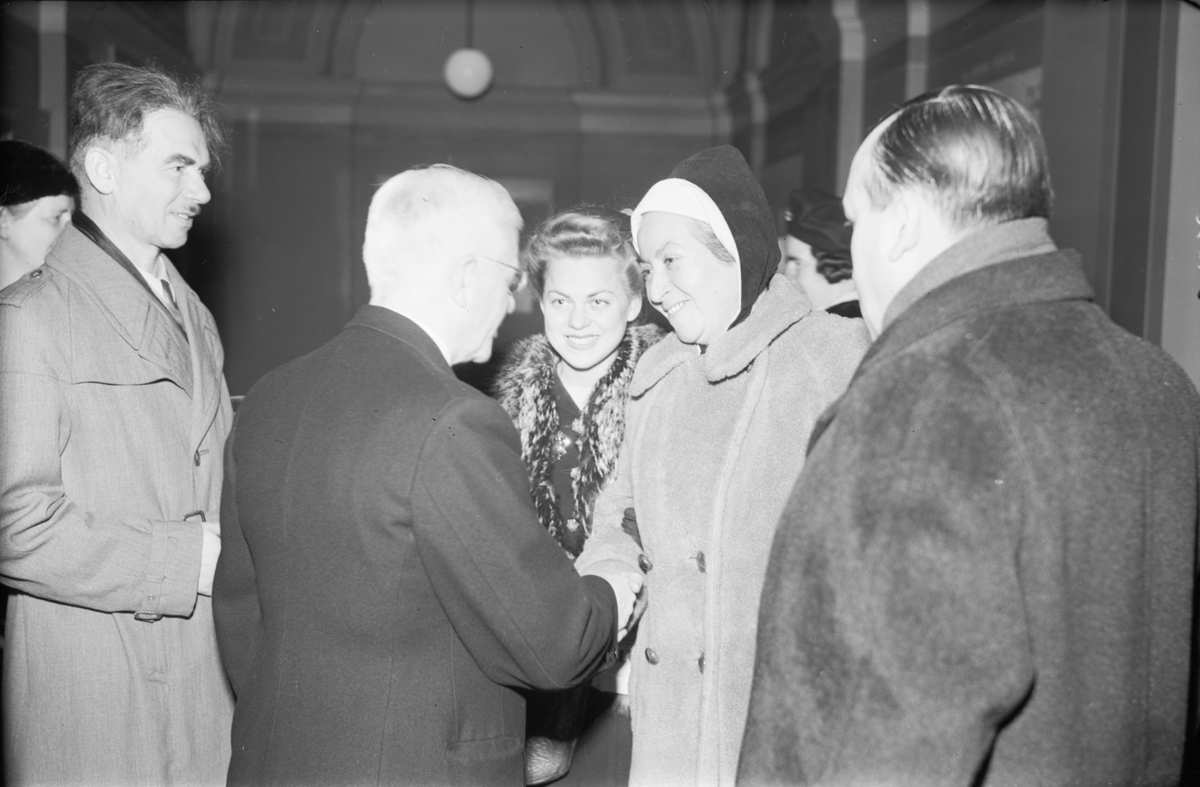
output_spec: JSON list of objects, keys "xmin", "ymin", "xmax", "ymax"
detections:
[{"xmin": 575, "ymin": 146, "xmax": 870, "ymax": 786}]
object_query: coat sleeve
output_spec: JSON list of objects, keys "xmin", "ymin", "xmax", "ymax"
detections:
[
  {"xmin": 740, "ymin": 368, "xmax": 1035, "ymax": 787},
  {"xmin": 410, "ymin": 394, "xmax": 618, "ymax": 691},
  {"xmin": 0, "ymin": 296, "xmax": 204, "ymax": 618},
  {"xmin": 212, "ymin": 419, "xmax": 261, "ymax": 697}
]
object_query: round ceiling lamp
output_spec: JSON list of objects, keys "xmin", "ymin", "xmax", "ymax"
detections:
[
  {"xmin": 444, "ymin": 0, "xmax": 493, "ymax": 100},
  {"xmin": 444, "ymin": 49, "xmax": 493, "ymax": 100}
]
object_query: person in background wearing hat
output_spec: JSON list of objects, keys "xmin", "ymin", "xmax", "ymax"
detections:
[
  {"xmin": 781, "ymin": 187, "xmax": 861, "ymax": 319},
  {"xmin": 574, "ymin": 145, "xmax": 870, "ymax": 786},
  {"xmin": 0, "ymin": 62, "xmax": 232, "ymax": 786},
  {"xmin": 0, "ymin": 139, "xmax": 78, "ymax": 290}
]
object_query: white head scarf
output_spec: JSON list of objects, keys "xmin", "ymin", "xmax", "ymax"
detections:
[{"xmin": 630, "ymin": 178, "xmax": 740, "ymax": 266}]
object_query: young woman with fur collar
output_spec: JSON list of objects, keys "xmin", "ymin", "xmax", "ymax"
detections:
[{"xmin": 495, "ymin": 206, "xmax": 663, "ymax": 786}]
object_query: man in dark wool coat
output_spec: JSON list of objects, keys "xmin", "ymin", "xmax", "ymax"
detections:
[
  {"xmin": 213, "ymin": 164, "xmax": 641, "ymax": 787},
  {"xmin": 738, "ymin": 85, "xmax": 1200, "ymax": 787}
]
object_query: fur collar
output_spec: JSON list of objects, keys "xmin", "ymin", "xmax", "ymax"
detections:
[
  {"xmin": 495, "ymin": 322, "xmax": 664, "ymax": 558},
  {"xmin": 631, "ymin": 274, "xmax": 811, "ymax": 396}
]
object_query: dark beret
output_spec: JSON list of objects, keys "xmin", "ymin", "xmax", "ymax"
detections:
[
  {"xmin": 0, "ymin": 139, "xmax": 79, "ymax": 207},
  {"xmin": 785, "ymin": 187, "xmax": 851, "ymax": 263}
]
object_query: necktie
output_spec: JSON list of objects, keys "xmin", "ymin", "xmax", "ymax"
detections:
[{"xmin": 160, "ymin": 278, "xmax": 185, "ymax": 332}]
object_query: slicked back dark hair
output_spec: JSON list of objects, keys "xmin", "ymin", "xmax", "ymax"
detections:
[
  {"xmin": 68, "ymin": 62, "xmax": 227, "ymax": 177},
  {"xmin": 864, "ymin": 84, "xmax": 1052, "ymax": 231}
]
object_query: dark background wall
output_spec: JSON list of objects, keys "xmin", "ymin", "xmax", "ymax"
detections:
[
  {"xmin": 1, "ymin": 0, "xmax": 1195, "ymax": 396},
  {"xmin": 1, "ymin": 0, "xmax": 1198, "ymax": 777}
]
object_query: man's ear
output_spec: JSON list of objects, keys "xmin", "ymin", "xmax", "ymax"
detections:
[
  {"xmin": 83, "ymin": 146, "xmax": 117, "ymax": 196},
  {"xmin": 449, "ymin": 254, "xmax": 476, "ymax": 310},
  {"xmin": 886, "ymin": 191, "xmax": 923, "ymax": 262}
]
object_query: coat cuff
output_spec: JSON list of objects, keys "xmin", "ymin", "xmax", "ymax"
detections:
[
  {"xmin": 581, "ymin": 574, "xmax": 621, "ymax": 669},
  {"xmin": 134, "ymin": 520, "xmax": 202, "ymax": 620},
  {"xmin": 574, "ymin": 539, "xmax": 641, "ymax": 576}
]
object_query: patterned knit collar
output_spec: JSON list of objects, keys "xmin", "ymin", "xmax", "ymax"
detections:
[{"xmin": 495, "ymin": 322, "xmax": 664, "ymax": 557}]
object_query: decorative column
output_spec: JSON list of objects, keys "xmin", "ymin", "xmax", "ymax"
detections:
[
  {"xmin": 832, "ymin": 0, "xmax": 864, "ymax": 191},
  {"xmin": 905, "ymin": 0, "xmax": 930, "ymax": 99},
  {"xmin": 37, "ymin": 0, "xmax": 67, "ymax": 159},
  {"xmin": 740, "ymin": 0, "xmax": 774, "ymax": 177}
]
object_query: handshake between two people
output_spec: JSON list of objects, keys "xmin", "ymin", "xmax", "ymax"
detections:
[{"xmin": 580, "ymin": 560, "xmax": 645, "ymax": 642}]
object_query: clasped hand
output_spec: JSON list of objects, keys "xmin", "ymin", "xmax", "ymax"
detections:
[{"xmin": 581, "ymin": 559, "xmax": 644, "ymax": 640}]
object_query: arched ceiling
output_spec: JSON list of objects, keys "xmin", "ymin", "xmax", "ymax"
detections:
[{"xmin": 190, "ymin": 0, "xmax": 746, "ymax": 94}]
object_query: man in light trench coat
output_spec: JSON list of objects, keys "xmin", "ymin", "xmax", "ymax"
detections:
[{"xmin": 0, "ymin": 62, "xmax": 233, "ymax": 786}]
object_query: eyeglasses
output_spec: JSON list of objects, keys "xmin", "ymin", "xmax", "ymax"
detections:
[{"xmin": 476, "ymin": 254, "xmax": 525, "ymax": 294}]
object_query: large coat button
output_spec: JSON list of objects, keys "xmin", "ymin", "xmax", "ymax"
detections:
[
  {"xmin": 698, "ymin": 652, "xmax": 705, "ymax": 673},
  {"xmin": 645, "ymin": 647, "xmax": 659, "ymax": 665},
  {"xmin": 194, "ymin": 450, "xmax": 201, "ymax": 466},
  {"xmin": 696, "ymin": 551, "xmax": 706, "ymax": 573},
  {"xmin": 638, "ymin": 553, "xmax": 653, "ymax": 572}
]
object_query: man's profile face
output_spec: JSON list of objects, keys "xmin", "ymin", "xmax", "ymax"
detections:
[
  {"xmin": 462, "ymin": 218, "xmax": 520, "ymax": 364},
  {"xmin": 843, "ymin": 122, "xmax": 892, "ymax": 336},
  {"xmin": 112, "ymin": 108, "xmax": 211, "ymax": 256}
]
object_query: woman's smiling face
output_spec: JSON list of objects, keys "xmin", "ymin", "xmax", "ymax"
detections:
[
  {"xmin": 636, "ymin": 211, "xmax": 741, "ymax": 346},
  {"xmin": 541, "ymin": 254, "xmax": 640, "ymax": 375}
]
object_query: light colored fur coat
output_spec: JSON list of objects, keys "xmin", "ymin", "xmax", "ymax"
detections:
[{"xmin": 575, "ymin": 276, "xmax": 870, "ymax": 787}]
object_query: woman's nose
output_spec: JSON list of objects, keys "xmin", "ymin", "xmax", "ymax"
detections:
[
  {"xmin": 645, "ymin": 268, "xmax": 668, "ymax": 304},
  {"xmin": 568, "ymin": 302, "xmax": 589, "ymax": 328}
]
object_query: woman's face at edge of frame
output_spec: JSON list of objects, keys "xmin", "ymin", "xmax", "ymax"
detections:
[
  {"xmin": 0, "ymin": 195, "xmax": 74, "ymax": 289},
  {"xmin": 782, "ymin": 235, "xmax": 846, "ymax": 311},
  {"xmin": 636, "ymin": 211, "xmax": 741, "ymax": 346},
  {"xmin": 540, "ymin": 253, "xmax": 641, "ymax": 375}
]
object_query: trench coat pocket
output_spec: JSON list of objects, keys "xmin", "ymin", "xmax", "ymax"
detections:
[{"xmin": 445, "ymin": 735, "xmax": 523, "ymax": 786}]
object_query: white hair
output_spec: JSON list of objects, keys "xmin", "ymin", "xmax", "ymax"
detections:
[{"xmin": 363, "ymin": 164, "xmax": 522, "ymax": 302}]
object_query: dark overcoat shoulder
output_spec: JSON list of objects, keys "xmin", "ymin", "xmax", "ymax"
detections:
[{"xmin": 214, "ymin": 306, "xmax": 617, "ymax": 787}]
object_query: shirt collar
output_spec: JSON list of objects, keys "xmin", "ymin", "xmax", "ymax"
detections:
[{"xmin": 133, "ymin": 253, "xmax": 173, "ymax": 305}]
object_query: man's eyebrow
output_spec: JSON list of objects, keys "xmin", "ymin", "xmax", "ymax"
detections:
[{"xmin": 165, "ymin": 153, "xmax": 197, "ymax": 166}]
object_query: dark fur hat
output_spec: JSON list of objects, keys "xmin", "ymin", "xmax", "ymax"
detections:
[
  {"xmin": 785, "ymin": 187, "xmax": 852, "ymax": 263},
  {"xmin": 785, "ymin": 187, "xmax": 854, "ymax": 284},
  {"xmin": 1, "ymin": 139, "xmax": 79, "ymax": 208}
]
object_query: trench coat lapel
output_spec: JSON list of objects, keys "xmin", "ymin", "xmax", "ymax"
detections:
[
  {"xmin": 52, "ymin": 226, "xmax": 194, "ymax": 397},
  {"xmin": 136, "ymin": 298, "xmax": 194, "ymax": 398},
  {"xmin": 170, "ymin": 260, "xmax": 222, "ymax": 449}
]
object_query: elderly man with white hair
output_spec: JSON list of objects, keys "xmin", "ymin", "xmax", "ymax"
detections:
[{"xmin": 213, "ymin": 164, "xmax": 641, "ymax": 787}]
